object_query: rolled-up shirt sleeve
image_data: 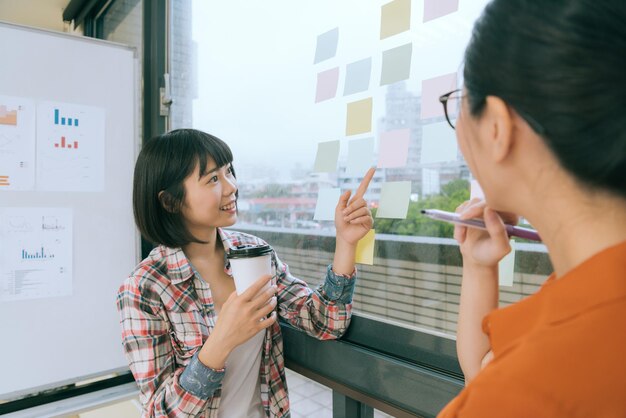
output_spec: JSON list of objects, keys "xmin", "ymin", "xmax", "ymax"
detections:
[{"xmin": 273, "ymin": 251, "xmax": 356, "ymax": 340}]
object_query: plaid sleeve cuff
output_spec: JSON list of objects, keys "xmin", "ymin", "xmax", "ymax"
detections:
[
  {"xmin": 322, "ymin": 264, "xmax": 357, "ymax": 303},
  {"xmin": 179, "ymin": 352, "xmax": 225, "ymax": 399}
]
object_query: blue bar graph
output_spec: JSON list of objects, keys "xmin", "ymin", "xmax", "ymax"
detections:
[
  {"xmin": 21, "ymin": 246, "xmax": 55, "ymax": 260},
  {"xmin": 54, "ymin": 108, "xmax": 79, "ymax": 127}
]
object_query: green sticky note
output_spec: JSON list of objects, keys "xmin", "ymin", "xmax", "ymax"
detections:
[{"xmin": 376, "ymin": 181, "xmax": 411, "ymax": 219}]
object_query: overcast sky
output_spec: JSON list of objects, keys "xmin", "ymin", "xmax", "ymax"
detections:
[{"xmin": 190, "ymin": 0, "xmax": 489, "ymax": 181}]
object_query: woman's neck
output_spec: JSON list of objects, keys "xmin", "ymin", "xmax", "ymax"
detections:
[
  {"xmin": 181, "ymin": 227, "xmax": 223, "ymax": 264},
  {"xmin": 523, "ymin": 187, "xmax": 626, "ymax": 278}
]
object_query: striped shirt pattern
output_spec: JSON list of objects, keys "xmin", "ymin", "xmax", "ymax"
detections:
[{"xmin": 117, "ymin": 228, "xmax": 356, "ymax": 418}]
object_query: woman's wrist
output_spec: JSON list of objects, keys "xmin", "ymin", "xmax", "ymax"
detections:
[
  {"xmin": 332, "ymin": 238, "xmax": 356, "ymax": 276},
  {"xmin": 198, "ymin": 332, "xmax": 231, "ymax": 370}
]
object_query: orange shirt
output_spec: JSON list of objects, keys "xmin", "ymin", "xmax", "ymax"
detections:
[{"xmin": 438, "ymin": 241, "xmax": 626, "ymax": 418}]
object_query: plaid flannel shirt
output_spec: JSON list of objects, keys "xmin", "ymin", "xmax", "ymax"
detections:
[{"xmin": 117, "ymin": 228, "xmax": 356, "ymax": 418}]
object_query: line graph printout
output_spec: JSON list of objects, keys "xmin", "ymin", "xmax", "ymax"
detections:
[
  {"xmin": 36, "ymin": 102, "xmax": 105, "ymax": 192},
  {"xmin": 0, "ymin": 95, "xmax": 36, "ymax": 190},
  {"xmin": 0, "ymin": 208, "xmax": 73, "ymax": 302}
]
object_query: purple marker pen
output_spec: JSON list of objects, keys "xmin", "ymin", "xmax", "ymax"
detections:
[{"xmin": 421, "ymin": 209, "xmax": 541, "ymax": 242}]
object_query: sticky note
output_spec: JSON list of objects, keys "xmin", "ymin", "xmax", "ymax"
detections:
[
  {"xmin": 420, "ymin": 72, "xmax": 457, "ymax": 120},
  {"xmin": 313, "ymin": 140, "xmax": 340, "ymax": 173},
  {"xmin": 423, "ymin": 0, "xmax": 459, "ymax": 22},
  {"xmin": 314, "ymin": 28, "xmax": 339, "ymax": 64},
  {"xmin": 420, "ymin": 121, "xmax": 458, "ymax": 164},
  {"xmin": 380, "ymin": 0, "xmax": 411, "ymax": 39},
  {"xmin": 346, "ymin": 137, "xmax": 375, "ymax": 177},
  {"xmin": 421, "ymin": 168, "xmax": 440, "ymax": 196},
  {"xmin": 315, "ymin": 67, "xmax": 339, "ymax": 103},
  {"xmin": 499, "ymin": 240, "xmax": 516, "ymax": 287},
  {"xmin": 346, "ymin": 97, "xmax": 373, "ymax": 136},
  {"xmin": 355, "ymin": 229, "xmax": 376, "ymax": 265},
  {"xmin": 380, "ymin": 43, "xmax": 412, "ymax": 86},
  {"xmin": 376, "ymin": 181, "xmax": 411, "ymax": 219},
  {"xmin": 314, "ymin": 188, "xmax": 340, "ymax": 221},
  {"xmin": 470, "ymin": 180, "xmax": 485, "ymax": 200},
  {"xmin": 344, "ymin": 58, "xmax": 372, "ymax": 96},
  {"xmin": 378, "ymin": 128, "xmax": 410, "ymax": 168}
]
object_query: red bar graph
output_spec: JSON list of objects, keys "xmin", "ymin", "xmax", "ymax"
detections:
[{"xmin": 54, "ymin": 136, "xmax": 79, "ymax": 150}]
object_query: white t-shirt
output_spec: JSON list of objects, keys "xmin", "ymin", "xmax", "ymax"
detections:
[{"xmin": 217, "ymin": 326, "xmax": 266, "ymax": 418}]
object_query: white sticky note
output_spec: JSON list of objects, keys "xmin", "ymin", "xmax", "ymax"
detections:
[
  {"xmin": 470, "ymin": 179, "xmax": 485, "ymax": 200},
  {"xmin": 344, "ymin": 58, "xmax": 372, "ymax": 96},
  {"xmin": 376, "ymin": 181, "xmax": 411, "ymax": 219},
  {"xmin": 420, "ymin": 121, "xmax": 458, "ymax": 164},
  {"xmin": 499, "ymin": 239, "xmax": 516, "ymax": 287},
  {"xmin": 313, "ymin": 28, "xmax": 339, "ymax": 64},
  {"xmin": 314, "ymin": 188, "xmax": 340, "ymax": 221},
  {"xmin": 346, "ymin": 137, "xmax": 375, "ymax": 177},
  {"xmin": 313, "ymin": 140, "xmax": 340, "ymax": 173}
]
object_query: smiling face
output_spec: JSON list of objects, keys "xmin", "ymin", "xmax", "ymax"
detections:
[{"xmin": 180, "ymin": 159, "xmax": 238, "ymax": 237}]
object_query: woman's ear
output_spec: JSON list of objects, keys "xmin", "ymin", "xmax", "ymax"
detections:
[
  {"xmin": 483, "ymin": 96, "xmax": 514, "ymax": 163},
  {"xmin": 158, "ymin": 190, "xmax": 177, "ymax": 213}
]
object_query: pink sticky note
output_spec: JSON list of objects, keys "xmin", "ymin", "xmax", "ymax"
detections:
[
  {"xmin": 423, "ymin": 0, "xmax": 459, "ymax": 22},
  {"xmin": 378, "ymin": 129, "xmax": 410, "ymax": 168},
  {"xmin": 315, "ymin": 67, "xmax": 339, "ymax": 103},
  {"xmin": 420, "ymin": 72, "xmax": 457, "ymax": 120}
]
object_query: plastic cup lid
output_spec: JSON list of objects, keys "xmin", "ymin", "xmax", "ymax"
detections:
[{"xmin": 226, "ymin": 244, "xmax": 272, "ymax": 259}]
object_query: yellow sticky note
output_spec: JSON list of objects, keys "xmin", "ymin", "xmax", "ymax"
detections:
[
  {"xmin": 498, "ymin": 239, "xmax": 516, "ymax": 287},
  {"xmin": 355, "ymin": 229, "xmax": 375, "ymax": 265},
  {"xmin": 380, "ymin": 0, "xmax": 411, "ymax": 40},
  {"xmin": 346, "ymin": 97, "xmax": 373, "ymax": 136}
]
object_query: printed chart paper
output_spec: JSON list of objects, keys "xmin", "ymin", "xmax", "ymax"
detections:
[
  {"xmin": 0, "ymin": 95, "xmax": 36, "ymax": 190},
  {"xmin": 36, "ymin": 101, "xmax": 105, "ymax": 192},
  {"xmin": 0, "ymin": 207, "xmax": 73, "ymax": 302}
]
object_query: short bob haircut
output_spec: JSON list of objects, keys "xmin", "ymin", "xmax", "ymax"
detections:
[{"xmin": 133, "ymin": 128, "xmax": 236, "ymax": 248}]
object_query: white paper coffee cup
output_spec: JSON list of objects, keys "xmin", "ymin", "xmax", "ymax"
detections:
[{"xmin": 227, "ymin": 244, "xmax": 273, "ymax": 295}]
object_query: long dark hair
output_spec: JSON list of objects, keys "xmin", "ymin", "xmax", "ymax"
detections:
[{"xmin": 463, "ymin": 0, "xmax": 626, "ymax": 198}]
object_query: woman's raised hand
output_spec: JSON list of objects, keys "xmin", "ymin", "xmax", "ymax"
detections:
[
  {"xmin": 335, "ymin": 167, "xmax": 375, "ymax": 245},
  {"xmin": 454, "ymin": 199, "xmax": 519, "ymax": 267}
]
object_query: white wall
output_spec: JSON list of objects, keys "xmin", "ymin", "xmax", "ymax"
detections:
[{"xmin": 0, "ymin": 0, "xmax": 76, "ymax": 33}]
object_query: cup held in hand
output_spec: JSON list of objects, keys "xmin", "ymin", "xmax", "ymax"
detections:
[{"xmin": 226, "ymin": 244, "xmax": 273, "ymax": 295}]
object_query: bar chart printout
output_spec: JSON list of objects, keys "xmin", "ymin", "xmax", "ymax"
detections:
[
  {"xmin": 0, "ymin": 95, "xmax": 36, "ymax": 190},
  {"xmin": 0, "ymin": 207, "xmax": 73, "ymax": 302},
  {"xmin": 36, "ymin": 101, "xmax": 105, "ymax": 192}
]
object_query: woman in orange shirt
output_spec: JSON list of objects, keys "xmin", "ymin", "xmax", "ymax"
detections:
[{"xmin": 437, "ymin": 0, "xmax": 626, "ymax": 416}]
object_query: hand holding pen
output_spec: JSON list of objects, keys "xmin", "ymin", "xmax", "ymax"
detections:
[{"xmin": 448, "ymin": 199, "xmax": 521, "ymax": 268}]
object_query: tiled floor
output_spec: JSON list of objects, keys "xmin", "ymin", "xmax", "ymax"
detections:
[
  {"xmin": 75, "ymin": 369, "xmax": 394, "ymax": 418},
  {"xmin": 286, "ymin": 368, "xmax": 394, "ymax": 418}
]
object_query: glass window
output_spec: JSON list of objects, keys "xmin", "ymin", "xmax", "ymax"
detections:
[
  {"xmin": 170, "ymin": 0, "xmax": 549, "ymax": 338},
  {"xmin": 100, "ymin": 0, "xmax": 143, "ymax": 144}
]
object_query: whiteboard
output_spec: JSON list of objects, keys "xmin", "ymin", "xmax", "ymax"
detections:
[{"xmin": 0, "ymin": 21, "xmax": 138, "ymax": 400}]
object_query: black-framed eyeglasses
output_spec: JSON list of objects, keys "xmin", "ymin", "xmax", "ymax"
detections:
[
  {"xmin": 439, "ymin": 89, "xmax": 463, "ymax": 130},
  {"xmin": 438, "ymin": 89, "xmax": 546, "ymax": 135}
]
